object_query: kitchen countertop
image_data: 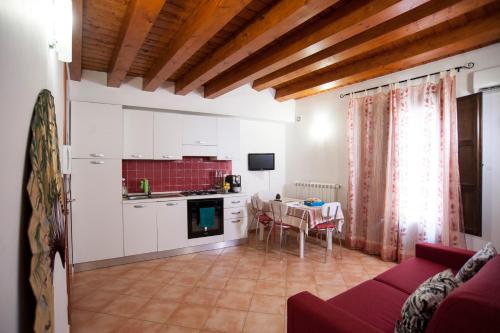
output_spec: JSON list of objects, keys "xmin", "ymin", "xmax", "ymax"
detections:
[{"xmin": 122, "ymin": 192, "xmax": 248, "ymax": 204}]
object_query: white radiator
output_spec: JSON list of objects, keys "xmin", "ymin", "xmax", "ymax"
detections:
[{"xmin": 294, "ymin": 181, "xmax": 341, "ymax": 202}]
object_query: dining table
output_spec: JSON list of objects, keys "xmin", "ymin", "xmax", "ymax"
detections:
[{"xmin": 258, "ymin": 198, "xmax": 345, "ymax": 258}]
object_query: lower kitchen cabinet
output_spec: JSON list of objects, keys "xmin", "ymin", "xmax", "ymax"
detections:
[
  {"xmin": 224, "ymin": 218, "xmax": 248, "ymax": 241},
  {"xmin": 123, "ymin": 203, "xmax": 157, "ymax": 256},
  {"xmin": 71, "ymin": 158, "xmax": 123, "ymax": 263},
  {"xmin": 157, "ymin": 200, "xmax": 188, "ymax": 251}
]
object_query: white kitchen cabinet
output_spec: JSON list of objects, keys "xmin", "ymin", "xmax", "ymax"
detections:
[
  {"xmin": 223, "ymin": 195, "xmax": 249, "ymax": 241},
  {"xmin": 123, "ymin": 109, "xmax": 154, "ymax": 159},
  {"xmin": 71, "ymin": 159, "xmax": 123, "ymax": 263},
  {"xmin": 182, "ymin": 115, "xmax": 217, "ymax": 145},
  {"xmin": 71, "ymin": 101, "xmax": 122, "ymax": 159},
  {"xmin": 154, "ymin": 112, "xmax": 183, "ymax": 160},
  {"xmin": 224, "ymin": 218, "xmax": 247, "ymax": 241},
  {"xmin": 157, "ymin": 200, "xmax": 188, "ymax": 251},
  {"xmin": 216, "ymin": 118, "xmax": 240, "ymax": 160},
  {"xmin": 123, "ymin": 202, "xmax": 157, "ymax": 256}
]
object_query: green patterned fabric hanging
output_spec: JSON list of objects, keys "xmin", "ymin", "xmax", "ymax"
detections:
[{"xmin": 27, "ymin": 89, "xmax": 65, "ymax": 333}]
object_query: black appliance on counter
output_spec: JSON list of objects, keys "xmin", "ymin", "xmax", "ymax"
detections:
[
  {"xmin": 225, "ymin": 175, "xmax": 241, "ymax": 193},
  {"xmin": 187, "ymin": 198, "xmax": 224, "ymax": 239}
]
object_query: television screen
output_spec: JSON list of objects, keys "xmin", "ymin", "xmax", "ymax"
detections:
[{"xmin": 248, "ymin": 153, "xmax": 275, "ymax": 171}]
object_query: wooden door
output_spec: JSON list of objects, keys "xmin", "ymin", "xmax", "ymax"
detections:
[{"xmin": 457, "ymin": 92, "xmax": 482, "ymax": 236}]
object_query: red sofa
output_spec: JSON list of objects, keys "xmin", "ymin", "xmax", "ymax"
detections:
[{"xmin": 287, "ymin": 242, "xmax": 500, "ymax": 333}]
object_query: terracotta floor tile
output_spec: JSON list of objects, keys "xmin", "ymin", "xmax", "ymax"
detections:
[
  {"xmin": 313, "ymin": 271, "xmax": 345, "ymax": 286},
  {"xmin": 146, "ymin": 269, "xmax": 177, "ymax": 283},
  {"xmin": 158, "ymin": 261, "xmax": 187, "ymax": 272},
  {"xmin": 255, "ymin": 280, "xmax": 286, "ymax": 297},
  {"xmin": 70, "ymin": 309, "xmax": 95, "ymax": 326},
  {"xmin": 170, "ymin": 271, "xmax": 202, "ymax": 287},
  {"xmin": 159, "ymin": 325, "xmax": 200, "ymax": 333},
  {"xmin": 196, "ymin": 275, "xmax": 229, "ymax": 290},
  {"xmin": 216, "ymin": 291, "xmax": 253, "ymax": 311},
  {"xmin": 133, "ymin": 298, "xmax": 180, "ymax": 323},
  {"xmin": 225, "ymin": 278, "xmax": 256, "ymax": 293},
  {"xmin": 249, "ymin": 295, "xmax": 285, "ymax": 315},
  {"xmin": 155, "ymin": 284, "xmax": 191, "ymax": 302},
  {"xmin": 316, "ymin": 284, "xmax": 348, "ymax": 300},
  {"xmin": 286, "ymin": 282, "xmax": 318, "ymax": 298},
  {"xmin": 70, "ymin": 285, "xmax": 94, "ymax": 303},
  {"xmin": 125, "ymin": 279, "xmax": 164, "ymax": 298},
  {"xmin": 203, "ymin": 308, "xmax": 247, "ymax": 333},
  {"xmin": 243, "ymin": 312, "xmax": 284, "ymax": 333},
  {"xmin": 99, "ymin": 278, "xmax": 135, "ymax": 293},
  {"xmin": 341, "ymin": 272, "xmax": 371, "ymax": 287},
  {"xmin": 183, "ymin": 288, "xmax": 221, "ymax": 306},
  {"xmin": 167, "ymin": 303, "xmax": 212, "ymax": 329},
  {"xmin": 72, "ymin": 290, "xmax": 117, "ymax": 312},
  {"xmin": 102, "ymin": 294, "xmax": 149, "ymax": 317},
  {"xmin": 122, "ymin": 268, "xmax": 154, "ymax": 280},
  {"xmin": 115, "ymin": 319, "xmax": 163, "ymax": 333},
  {"xmin": 71, "ymin": 312, "xmax": 124, "ymax": 333}
]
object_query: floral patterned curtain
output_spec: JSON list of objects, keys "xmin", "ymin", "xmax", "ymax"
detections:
[{"xmin": 346, "ymin": 73, "xmax": 465, "ymax": 261}]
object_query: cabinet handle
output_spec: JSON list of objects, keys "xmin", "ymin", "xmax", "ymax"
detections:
[
  {"xmin": 134, "ymin": 205, "xmax": 146, "ymax": 208},
  {"xmin": 90, "ymin": 153, "xmax": 104, "ymax": 157},
  {"xmin": 165, "ymin": 202, "xmax": 178, "ymax": 206},
  {"xmin": 91, "ymin": 161, "xmax": 105, "ymax": 165},
  {"xmin": 196, "ymin": 140, "xmax": 207, "ymax": 144},
  {"xmin": 231, "ymin": 220, "xmax": 241, "ymax": 223},
  {"xmin": 231, "ymin": 211, "xmax": 241, "ymax": 215},
  {"xmin": 163, "ymin": 155, "xmax": 174, "ymax": 159},
  {"xmin": 231, "ymin": 201, "xmax": 240, "ymax": 204},
  {"xmin": 131, "ymin": 154, "xmax": 143, "ymax": 158}
]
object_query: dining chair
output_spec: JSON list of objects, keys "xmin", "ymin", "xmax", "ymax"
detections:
[
  {"xmin": 267, "ymin": 200, "xmax": 294, "ymax": 261},
  {"xmin": 248, "ymin": 194, "xmax": 273, "ymax": 248},
  {"xmin": 311, "ymin": 202, "xmax": 340, "ymax": 263}
]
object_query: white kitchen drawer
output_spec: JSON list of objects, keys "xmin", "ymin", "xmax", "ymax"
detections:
[
  {"xmin": 223, "ymin": 196, "xmax": 248, "ymax": 208},
  {"xmin": 224, "ymin": 206, "xmax": 247, "ymax": 220},
  {"xmin": 224, "ymin": 217, "xmax": 247, "ymax": 241}
]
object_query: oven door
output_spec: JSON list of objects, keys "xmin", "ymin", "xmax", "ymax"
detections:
[{"xmin": 187, "ymin": 198, "xmax": 224, "ymax": 239}]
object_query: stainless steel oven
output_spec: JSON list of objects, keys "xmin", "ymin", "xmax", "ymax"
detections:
[{"xmin": 187, "ymin": 198, "xmax": 224, "ymax": 239}]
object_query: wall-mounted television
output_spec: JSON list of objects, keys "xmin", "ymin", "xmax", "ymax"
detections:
[{"xmin": 248, "ymin": 153, "xmax": 275, "ymax": 171}]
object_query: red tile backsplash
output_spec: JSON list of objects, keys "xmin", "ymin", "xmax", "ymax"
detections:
[{"xmin": 122, "ymin": 157, "xmax": 232, "ymax": 193}]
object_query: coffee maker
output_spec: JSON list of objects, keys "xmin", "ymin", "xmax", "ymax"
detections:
[{"xmin": 225, "ymin": 175, "xmax": 241, "ymax": 193}]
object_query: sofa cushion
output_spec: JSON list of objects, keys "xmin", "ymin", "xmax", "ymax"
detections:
[
  {"xmin": 374, "ymin": 257, "xmax": 449, "ymax": 294},
  {"xmin": 327, "ymin": 280, "xmax": 408, "ymax": 333},
  {"xmin": 395, "ymin": 269, "xmax": 460, "ymax": 333},
  {"xmin": 426, "ymin": 255, "xmax": 500, "ymax": 333},
  {"xmin": 455, "ymin": 242, "xmax": 497, "ymax": 283}
]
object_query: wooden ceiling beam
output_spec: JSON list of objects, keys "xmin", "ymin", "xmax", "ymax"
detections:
[
  {"xmin": 107, "ymin": 0, "xmax": 166, "ymax": 87},
  {"xmin": 203, "ymin": 0, "xmax": 429, "ymax": 98},
  {"xmin": 142, "ymin": 0, "xmax": 252, "ymax": 92},
  {"xmin": 274, "ymin": 12, "xmax": 500, "ymax": 101},
  {"xmin": 253, "ymin": 0, "xmax": 494, "ymax": 91},
  {"xmin": 174, "ymin": 0, "xmax": 340, "ymax": 95},
  {"xmin": 69, "ymin": 0, "xmax": 83, "ymax": 81}
]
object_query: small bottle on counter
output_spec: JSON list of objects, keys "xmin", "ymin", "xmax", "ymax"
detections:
[{"xmin": 122, "ymin": 178, "xmax": 128, "ymax": 198}]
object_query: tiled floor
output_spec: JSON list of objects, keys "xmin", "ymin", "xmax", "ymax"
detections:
[{"xmin": 70, "ymin": 235, "xmax": 396, "ymax": 333}]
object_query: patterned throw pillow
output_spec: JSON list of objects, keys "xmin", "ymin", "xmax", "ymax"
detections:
[
  {"xmin": 456, "ymin": 242, "xmax": 497, "ymax": 283},
  {"xmin": 394, "ymin": 269, "xmax": 460, "ymax": 333}
]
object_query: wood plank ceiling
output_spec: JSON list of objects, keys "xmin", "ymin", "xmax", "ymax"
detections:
[{"xmin": 71, "ymin": 0, "xmax": 500, "ymax": 101}]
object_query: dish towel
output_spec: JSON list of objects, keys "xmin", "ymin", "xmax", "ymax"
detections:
[{"xmin": 199, "ymin": 207, "xmax": 215, "ymax": 228}]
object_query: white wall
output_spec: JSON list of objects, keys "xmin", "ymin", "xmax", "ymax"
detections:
[
  {"xmin": 0, "ymin": 0, "xmax": 68, "ymax": 332},
  {"xmin": 70, "ymin": 70, "xmax": 296, "ymax": 123},
  {"xmin": 286, "ymin": 43, "xmax": 500, "ymax": 250},
  {"xmin": 233, "ymin": 120, "xmax": 286, "ymax": 196}
]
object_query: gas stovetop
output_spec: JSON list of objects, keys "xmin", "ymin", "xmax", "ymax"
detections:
[{"xmin": 180, "ymin": 190, "xmax": 220, "ymax": 196}]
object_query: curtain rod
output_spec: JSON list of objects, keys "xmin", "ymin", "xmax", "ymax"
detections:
[{"xmin": 339, "ymin": 62, "xmax": 475, "ymax": 98}]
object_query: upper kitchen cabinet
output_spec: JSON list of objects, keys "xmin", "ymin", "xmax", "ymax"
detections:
[
  {"xmin": 216, "ymin": 118, "xmax": 240, "ymax": 160},
  {"xmin": 71, "ymin": 101, "xmax": 123, "ymax": 159},
  {"xmin": 182, "ymin": 115, "xmax": 217, "ymax": 156},
  {"xmin": 154, "ymin": 112, "xmax": 183, "ymax": 160},
  {"xmin": 182, "ymin": 115, "xmax": 217, "ymax": 145},
  {"xmin": 123, "ymin": 109, "xmax": 154, "ymax": 159}
]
